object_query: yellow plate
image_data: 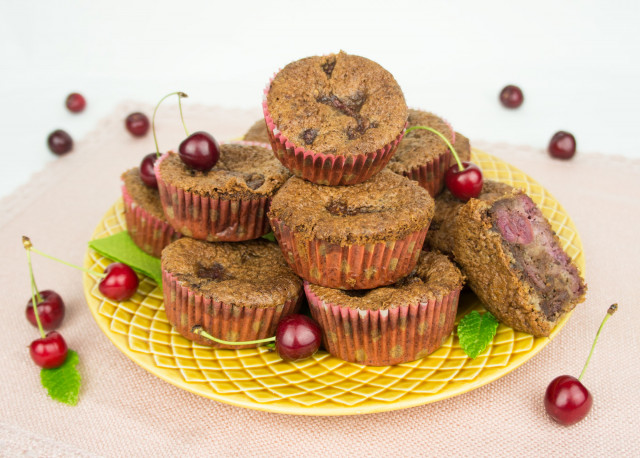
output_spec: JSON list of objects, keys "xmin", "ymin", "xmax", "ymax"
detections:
[{"xmin": 83, "ymin": 150, "xmax": 585, "ymax": 416}]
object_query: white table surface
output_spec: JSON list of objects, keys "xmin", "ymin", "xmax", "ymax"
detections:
[{"xmin": 1, "ymin": 0, "xmax": 639, "ymax": 201}]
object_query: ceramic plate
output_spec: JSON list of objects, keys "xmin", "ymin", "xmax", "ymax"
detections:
[{"xmin": 83, "ymin": 149, "xmax": 585, "ymax": 416}]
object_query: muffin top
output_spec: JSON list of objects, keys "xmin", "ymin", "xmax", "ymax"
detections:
[
  {"xmin": 387, "ymin": 109, "xmax": 453, "ymax": 173},
  {"xmin": 121, "ymin": 168, "xmax": 165, "ymax": 219},
  {"xmin": 244, "ymin": 119, "xmax": 271, "ymax": 144},
  {"xmin": 307, "ymin": 251, "xmax": 464, "ymax": 310},
  {"xmin": 266, "ymin": 51, "xmax": 407, "ymax": 156},
  {"xmin": 268, "ymin": 169, "xmax": 434, "ymax": 245},
  {"xmin": 162, "ymin": 238, "xmax": 302, "ymax": 307},
  {"xmin": 157, "ymin": 143, "xmax": 290, "ymax": 199}
]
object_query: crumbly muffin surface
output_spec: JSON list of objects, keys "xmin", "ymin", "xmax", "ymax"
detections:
[
  {"xmin": 268, "ymin": 169, "xmax": 434, "ymax": 245},
  {"xmin": 308, "ymin": 251, "xmax": 464, "ymax": 310},
  {"xmin": 158, "ymin": 145, "xmax": 290, "ymax": 199},
  {"xmin": 162, "ymin": 238, "xmax": 302, "ymax": 307},
  {"xmin": 267, "ymin": 51, "xmax": 407, "ymax": 156},
  {"xmin": 243, "ymin": 119, "xmax": 271, "ymax": 144},
  {"xmin": 387, "ymin": 110, "xmax": 453, "ymax": 173},
  {"xmin": 121, "ymin": 168, "xmax": 166, "ymax": 219}
]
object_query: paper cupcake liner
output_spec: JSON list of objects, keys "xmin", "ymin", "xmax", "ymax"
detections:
[
  {"xmin": 121, "ymin": 185, "xmax": 180, "ymax": 258},
  {"xmin": 305, "ymin": 282, "xmax": 461, "ymax": 366},
  {"xmin": 154, "ymin": 152, "xmax": 271, "ymax": 242},
  {"xmin": 270, "ymin": 217, "xmax": 429, "ymax": 290},
  {"xmin": 402, "ymin": 149, "xmax": 452, "ymax": 197},
  {"xmin": 263, "ymin": 76, "xmax": 406, "ymax": 186},
  {"xmin": 163, "ymin": 269, "xmax": 303, "ymax": 348}
]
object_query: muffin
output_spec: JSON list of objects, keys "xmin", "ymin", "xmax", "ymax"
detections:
[
  {"xmin": 305, "ymin": 251, "xmax": 464, "ymax": 366},
  {"xmin": 453, "ymin": 189, "xmax": 586, "ymax": 336},
  {"xmin": 426, "ymin": 180, "xmax": 514, "ymax": 255},
  {"xmin": 244, "ymin": 119, "xmax": 271, "ymax": 144},
  {"xmin": 155, "ymin": 142, "xmax": 290, "ymax": 242},
  {"xmin": 263, "ymin": 51, "xmax": 408, "ymax": 185},
  {"xmin": 162, "ymin": 238, "xmax": 303, "ymax": 347},
  {"xmin": 387, "ymin": 109, "xmax": 455, "ymax": 197},
  {"xmin": 268, "ymin": 169, "xmax": 434, "ymax": 289},
  {"xmin": 121, "ymin": 168, "xmax": 180, "ymax": 257}
]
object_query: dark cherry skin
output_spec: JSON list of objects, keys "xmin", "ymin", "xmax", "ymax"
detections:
[
  {"xmin": 178, "ymin": 131, "xmax": 220, "ymax": 171},
  {"xmin": 275, "ymin": 315, "xmax": 322, "ymax": 362},
  {"xmin": 140, "ymin": 153, "xmax": 159, "ymax": 188},
  {"xmin": 548, "ymin": 131, "xmax": 577, "ymax": 160},
  {"xmin": 65, "ymin": 93, "xmax": 86, "ymax": 113},
  {"xmin": 445, "ymin": 161, "xmax": 484, "ymax": 201},
  {"xmin": 47, "ymin": 130, "xmax": 73, "ymax": 155},
  {"xmin": 545, "ymin": 375, "xmax": 593, "ymax": 425},
  {"xmin": 125, "ymin": 112, "xmax": 150, "ymax": 137},
  {"xmin": 500, "ymin": 85, "xmax": 524, "ymax": 108},
  {"xmin": 98, "ymin": 263, "xmax": 139, "ymax": 302},
  {"xmin": 29, "ymin": 331, "xmax": 68, "ymax": 369},
  {"xmin": 26, "ymin": 290, "xmax": 65, "ymax": 330}
]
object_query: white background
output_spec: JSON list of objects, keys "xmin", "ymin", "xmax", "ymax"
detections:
[{"xmin": 1, "ymin": 0, "xmax": 639, "ymax": 200}]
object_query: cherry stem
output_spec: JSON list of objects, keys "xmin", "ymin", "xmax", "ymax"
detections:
[
  {"xmin": 405, "ymin": 125, "xmax": 463, "ymax": 171},
  {"xmin": 578, "ymin": 303, "xmax": 618, "ymax": 381},
  {"xmin": 26, "ymin": 248, "xmax": 45, "ymax": 339},
  {"xmin": 22, "ymin": 236, "xmax": 105, "ymax": 279},
  {"xmin": 192, "ymin": 326, "xmax": 275, "ymax": 347},
  {"xmin": 152, "ymin": 91, "xmax": 189, "ymax": 158}
]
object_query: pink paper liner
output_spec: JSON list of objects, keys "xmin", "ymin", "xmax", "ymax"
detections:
[
  {"xmin": 305, "ymin": 281, "xmax": 461, "ymax": 366},
  {"xmin": 121, "ymin": 184, "xmax": 180, "ymax": 258},
  {"xmin": 154, "ymin": 151, "xmax": 271, "ymax": 242},
  {"xmin": 163, "ymin": 268, "xmax": 303, "ymax": 348},
  {"xmin": 269, "ymin": 217, "xmax": 429, "ymax": 290},
  {"xmin": 402, "ymin": 149, "xmax": 452, "ymax": 198},
  {"xmin": 263, "ymin": 75, "xmax": 406, "ymax": 186}
]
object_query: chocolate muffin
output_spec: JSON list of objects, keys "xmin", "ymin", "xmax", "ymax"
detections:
[
  {"xmin": 162, "ymin": 238, "xmax": 303, "ymax": 347},
  {"xmin": 243, "ymin": 119, "xmax": 270, "ymax": 144},
  {"xmin": 306, "ymin": 251, "xmax": 464, "ymax": 366},
  {"xmin": 453, "ymin": 189, "xmax": 586, "ymax": 336},
  {"xmin": 387, "ymin": 109, "xmax": 455, "ymax": 197},
  {"xmin": 121, "ymin": 168, "xmax": 180, "ymax": 257},
  {"xmin": 268, "ymin": 169, "xmax": 434, "ymax": 289},
  {"xmin": 155, "ymin": 142, "xmax": 290, "ymax": 241},
  {"xmin": 263, "ymin": 51, "xmax": 408, "ymax": 185},
  {"xmin": 426, "ymin": 180, "xmax": 514, "ymax": 255}
]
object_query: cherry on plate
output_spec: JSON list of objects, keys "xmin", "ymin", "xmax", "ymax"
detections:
[
  {"xmin": 98, "ymin": 263, "xmax": 139, "ymax": 302},
  {"xmin": 445, "ymin": 162, "xmax": 484, "ymax": 201},
  {"xmin": 275, "ymin": 314, "xmax": 322, "ymax": 362}
]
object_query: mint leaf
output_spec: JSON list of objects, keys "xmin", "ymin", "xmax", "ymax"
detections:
[
  {"xmin": 262, "ymin": 232, "xmax": 277, "ymax": 242},
  {"xmin": 41, "ymin": 350, "xmax": 81, "ymax": 406},
  {"xmin": 457, "ymin": 311, "xmax": 499, "ymax": 359},
  {"xmin": 89, "ymin": 231, "xmax": 162, "ymax": 285}
]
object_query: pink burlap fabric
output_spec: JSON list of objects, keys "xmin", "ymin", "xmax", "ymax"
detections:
[{"xmin": 1, "ymin": 103, "xmax": 638, "ymax": 456}]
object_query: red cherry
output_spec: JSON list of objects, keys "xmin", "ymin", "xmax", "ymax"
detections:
[
  {"xmin": 500, "ymin": 85, "xmax": 524, "ymax": 108},
  {"xmin": 545, "ymin": 375, "xmax": 593, "ymax": 425},
  {"xmin": 178, "ymin": 132, "xmax": 220, "ymax": 171},
  {"xmin": 65, "ymin": 93, "xmax": 86, "ymax": 113},
  {"xmin": 26, "ymin": 290, "xmax": 65, "ymax": 330},
  {"xmin": 140, "ymin": 153, "xmax": 159, "ymax": 188},
  {"xmin": 445, "ymin": 161, "xmax": 483, "ymax": 201},
  {"xmin": 548, "ymin": 131, "xmax": 576, "ymax": 160},
  {"xmin": 125, "ymin": 112, "xmax": 150, "ymax": 137},
  {"xmin": 98, "ymin": 263, "xmax": 139, "ymax": 301},
  {"xmin": 47, "ymin": 130, "xmax": 73, "ymax": 155},
  {"xmin": 29, "ymin": 331, "xmax": 68, "ymax": 369},
  {"xmin": 275, "ymin": 315, "xmax": 322, "ymax": 362}
]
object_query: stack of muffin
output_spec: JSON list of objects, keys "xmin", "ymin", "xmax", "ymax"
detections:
[{"xmin": 120, "ymin": 51, "xmax": 585, "ymax": 366}]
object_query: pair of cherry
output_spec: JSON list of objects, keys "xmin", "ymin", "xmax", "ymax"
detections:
[
  {"xmin": 24, "ymin": 237, "xmax": 139, "ymax": 369},
  {"xmin": 500, "ymin": 85, "xmax": 577, "ymax": 159}
]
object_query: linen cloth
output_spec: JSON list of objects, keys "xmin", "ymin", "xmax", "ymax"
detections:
[{"xmin": 1, "ymin": 103, "xmax": 638, "ymax": 457}]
